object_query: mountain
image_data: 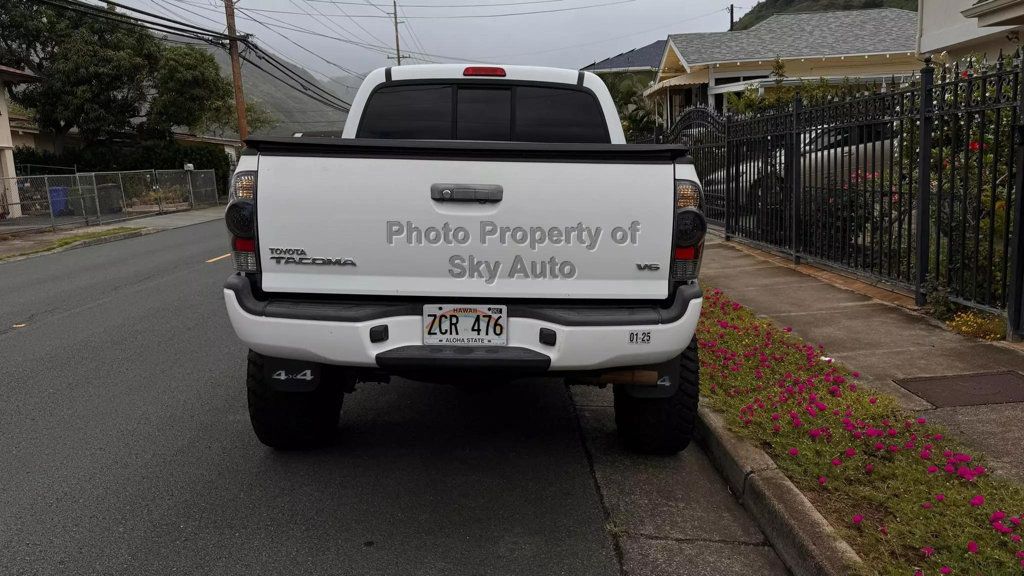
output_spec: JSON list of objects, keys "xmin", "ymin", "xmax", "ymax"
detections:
[
  {"xmin": 326, "ymin": 75, "xmax": 363, "ymax": 105},
  {"xmin": 165, "ymin": 36, "xmax": 356, "ymax": 137},
  {"xmin": 735, "ymin": 0, "xmax": 917, "ymax": 30}
]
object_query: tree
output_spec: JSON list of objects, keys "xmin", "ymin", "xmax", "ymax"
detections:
[
  {"xmin": 601, "ymin": 73, "xmax": 659, "ymax": 140},
  {"xmin": 147, "ymin": 45, "xmax": 234, "ymax": 135},
  {"xmin": 0, "ymin": 2, "xmax": 162, "ymax": 149},
  {"xmin": 0, "ymin": 1, "xmax": 273, "ymax": 145}
]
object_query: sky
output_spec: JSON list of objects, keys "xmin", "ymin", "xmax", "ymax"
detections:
[{"xmin": 124, "ymin": 0, "xmax": 752, "ymax": 79}]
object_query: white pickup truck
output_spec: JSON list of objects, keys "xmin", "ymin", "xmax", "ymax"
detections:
[{"xmin": 222, "ymin": 64, "xmax": 707, "ymax": 454}]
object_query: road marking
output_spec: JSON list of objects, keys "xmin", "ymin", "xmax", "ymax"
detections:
[
  {"xmin": 12, "ymin": 323, "xmax": 27, "ymax": 328},
  {"xmin": 206, "ymin": 253, "xmax": 232, "ymax": 263}
]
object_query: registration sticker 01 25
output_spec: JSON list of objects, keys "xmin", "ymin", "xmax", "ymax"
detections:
[{"xmin": 628, "ymin": 330, "xmax": 652, "ymax": 344}]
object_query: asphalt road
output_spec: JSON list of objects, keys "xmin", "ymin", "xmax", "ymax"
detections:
[{"xmin": 0, "ymin": 220, "xmax": 788, "ymax": 576}]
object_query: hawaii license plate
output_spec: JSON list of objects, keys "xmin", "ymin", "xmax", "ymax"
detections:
[{"xmin": 422, "ymin": 304, "xmax": 507, "ymax": 346}]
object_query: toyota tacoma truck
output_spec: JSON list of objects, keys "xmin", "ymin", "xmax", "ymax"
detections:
[{"xmin": 222, "ymin": 64, "xmax": 707, "ymax": 454}]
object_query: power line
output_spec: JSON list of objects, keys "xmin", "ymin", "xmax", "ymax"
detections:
[
  {"xmin": 235, "ymin": 4, "xmax": 368, "ymax": 78},
  {"xmin": 239, "ymin": 54, "xmax": 348, "ymax": 112},
  {"xmin": 207, "ymin": 0, "xmax": 637, "ymax": 19},
  {"xmin": 34, "ymin": 0, "xmax": 227, "ymax": 45},
  {"xmin": 306, "ymin": 0, "xmax": 571, "ymax": 7},
  {"xmin": 483, "ymin": 6, "xmax": 725, "ymax": 58},
  {"xmin": 300, "ymin": 0, "xmax": 390, "ymax": 48},
  {"xmin": 36, "ymin": 0, "xmax": 351, "ymax": 114},
  {"xmin": 243, "ymin": 42, "xmax": 353, "ymax": 108},
  {"xmin": 230, "ymin": 3, "xmax": 480, "ymax": 62}
]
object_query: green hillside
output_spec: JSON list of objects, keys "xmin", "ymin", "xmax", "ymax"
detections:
[
  {"xmin": 735, "ymin": 0, "xmax": 917, "ymax": 30},
  {"xmin": 163, "ymin": 36, "xmax": 354, "ymax": 137}
]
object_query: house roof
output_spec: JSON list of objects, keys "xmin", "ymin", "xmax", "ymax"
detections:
[
  {"xmin": 0, "ymin": 64, "xmax": 40, "ymax": 84},
  {"xmin": 668, "ymin": 8, "xmax": 918, "ymax": 67},
  {"xmin": 582, "ymin": 40, "xmax": 666, "ymax": 72}
]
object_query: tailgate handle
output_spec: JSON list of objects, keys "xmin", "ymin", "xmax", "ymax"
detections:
[{"xmin": 430, "ymin": 184, "xmax": 503, "ymax": 203}]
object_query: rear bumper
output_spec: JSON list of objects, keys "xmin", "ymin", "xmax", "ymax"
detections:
[{"xmin": 223, "ymin": 275, "xmax": 702, "ymax": 371}]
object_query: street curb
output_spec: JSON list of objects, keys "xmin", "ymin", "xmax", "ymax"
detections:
[
  {"xmin": 0, "ymin": 228, "xmax": 156, "ymax": 264},
  {"xmin": 696, "ymin": 405, "xmax": 865, "ymax": 576}
]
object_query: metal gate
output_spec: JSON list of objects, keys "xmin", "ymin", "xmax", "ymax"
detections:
[{"xmin": 664, "ymin": 107, "xmax": 727, "ymax": 226}]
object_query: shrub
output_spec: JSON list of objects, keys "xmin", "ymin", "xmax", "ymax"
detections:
[
  {"xmin": 947, "ymin": 310, "xmax": 1006, "ymax": 342},
  {"xmin": 699, "ymin": 287, "xmax": 1024, "ymax": 575}
]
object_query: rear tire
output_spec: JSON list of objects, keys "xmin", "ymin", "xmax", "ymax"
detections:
[
  {"xmin": 613, "ymin": 338, "xmax": 700, "ymax": 455},
  {"xmin": 246, "ymin": 350, "xmax": 345, "ymax": 449}
]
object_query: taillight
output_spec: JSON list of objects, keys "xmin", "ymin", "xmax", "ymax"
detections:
[
  {"xmin": 463, "ymin": 66, "xmax": 506, "ymax": 77},
  {"xmin": 226, "ymin": 170, "xmax": 258, "ymax": 273},
  {"xmin": 672, "ymin": 180, "xmax": 706, "ymax": 283}
]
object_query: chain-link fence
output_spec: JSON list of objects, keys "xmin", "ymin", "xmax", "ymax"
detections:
[{"xmin": 0, "ymin": 169, "xmax": 219, "ymax": 234}]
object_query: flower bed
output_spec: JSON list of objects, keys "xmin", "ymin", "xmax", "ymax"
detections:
[{"xmin": 698, "ymin": 288, "xmax": 1024, "ymax": 575}]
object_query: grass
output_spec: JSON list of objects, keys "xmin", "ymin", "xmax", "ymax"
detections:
[
  {"xmin": 0, "ymin": 227, "xmax": 143, "ymax": 261},
  {"xmin": 698, "ymin": 287, "xmax": 1024, "ymax": 576}
]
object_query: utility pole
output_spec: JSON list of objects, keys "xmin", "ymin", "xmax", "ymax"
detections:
[
  {"xmin": 223, "ymin": 0, "xmax": 249, "ymax": 140},
  {"xmin": 728, "ymin": 4, "xmax": 735, "ymax": 31},
  {"xmin": 392, "ymin": 0, "xmax": 402, "ymax": 66}
]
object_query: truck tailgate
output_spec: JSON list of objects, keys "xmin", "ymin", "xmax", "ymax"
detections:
[{"xmin": 254, "ymin": 144, "xmax": 678, "ymax": 300}]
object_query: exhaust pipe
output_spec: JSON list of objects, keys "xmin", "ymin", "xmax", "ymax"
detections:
[{"xmin": 568, "ymin": 370, "xmax": 661, "ymax": 387}]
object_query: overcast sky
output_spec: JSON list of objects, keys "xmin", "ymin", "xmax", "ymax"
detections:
[{"xmin": 128, "ymin": 0, "xmax": 751, "ymax": 78}]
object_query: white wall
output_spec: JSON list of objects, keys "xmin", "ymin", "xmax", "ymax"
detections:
[
  {"xmin": 0, "ymin": 80, "xmax": 22, "ymax": 217},
  {"xmin": 920, "ymin": 0, "xmax": 1019, "ymax": 57}
]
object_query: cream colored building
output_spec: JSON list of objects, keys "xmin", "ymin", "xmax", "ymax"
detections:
[
  {"xmin": 919, "ymin": 0, "xmax": 1023, "ymax": 59},
  {"xmin": 646, "ymin": 8, "xmax": 921, "ymax": 125},
  {"xmin": 1, "ymin": 65, "xmax": 40, "ymax": 218}
]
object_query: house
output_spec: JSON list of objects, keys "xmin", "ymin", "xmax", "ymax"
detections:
[
  {"xmin": 646, "ymin": 8, "xmax": 921, "ymax": 125},
  {"xmin": 919, "ymin": 0, "xmax": 1022, "ymax": 60},
  {"xmin": 1, "ymin": 64, "xmax": 41, "ymax": 218},
  {"xmin": 582, "ymin": 39, "xmax": 666, "ymax": 83}
]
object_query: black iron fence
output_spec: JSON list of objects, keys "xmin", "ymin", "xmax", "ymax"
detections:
[{"xmin": 658, "ymin": 55, "xmax": 1024, "ymax": 337}]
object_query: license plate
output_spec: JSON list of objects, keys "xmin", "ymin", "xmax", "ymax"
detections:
[{"xmin": 423, "ymin": 304, "xmax": 507, "ymax": 346}]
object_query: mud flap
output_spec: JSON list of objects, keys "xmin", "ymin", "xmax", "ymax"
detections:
[{"xmin": 263, "ymin": 358, "xmax": 323, "ymax": 392}]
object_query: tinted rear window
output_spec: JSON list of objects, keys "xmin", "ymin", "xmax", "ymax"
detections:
[
  {"xmin": 356, "ymin": 83, "xmax": 609, "ymax": 143},
  {"xmin": 514, "ymin": 87, "xmax": 608, "ymax": 143},
  {"xmin": 356, "ymin": 85, "xmax": 453, "ymax": 139}
]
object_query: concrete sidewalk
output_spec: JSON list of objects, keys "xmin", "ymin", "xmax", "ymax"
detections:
[
  {"xmin": 702, "ymin": 237, "xmax": 1024, "ymax": 483},
  {"xmin": 0, "ymin": 206, "xmax": 224, "ymax": 261}
]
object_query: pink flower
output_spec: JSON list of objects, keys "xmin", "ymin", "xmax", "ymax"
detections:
[
  {"xmin": 934, "ymin": 493, "xmax": 945, "ymax": 502},
  {"xmin": 864, "ymin": 463, "xmax": 875, "ymax": 474},
  {"xmin": 940, "ymin": 567, "xmax": 951, "ymax": 575},
  {"xmin": 818, "ymin": 476, "xmax": 827, "ymax": 486},
  {"xmin": 788, "ymin": 448, "xmax": 799, "ymax": 456},
  {"xmin": 844, "ymin": 448, "xmax": 857, "ymax": 458},
  {"xmin": 851, "ymin": 371, "xmax": 860, "ymax": 377},
  {"xmin": 927, "ymin": 465, "xmax": 939, "ymax": 474},
  {"xmin": 990, "ymin": 510, "xmax": 1006, "ymax": 522},
  {"xmin": 868, "ymin": 397, "xmax": 878, "ymax": 404},
  {"xmin": 851, "ymin": 514, "xmax": 863, "ymax": 525},
  {"xmin": 922, "ymin": 502, "xmax": 933, "ymax": 509},
  {"xmin": 916, "ymin": 417, "xmax": 927, "ymax": 424},
  {"xmin": 1012, "ymin": 534, "xmax": 1022, "ymax": 543},
  {"xmin": 921, "ymin": 546, "xmax": 935, "ymax": 558},
  {"xmin": 970, "ymin": 494, "xmax": 985, "ymax": 507},
  {"xmin": 831, "ymin": 458, "xmax": 842, "ymax": 467},
  {"xmin": 967, "ymin": 540, "xmax": 978, "ymax": 554},
  {"xmin": 914, "ymin": 571, "xmax": 923, "ymax": 576}
]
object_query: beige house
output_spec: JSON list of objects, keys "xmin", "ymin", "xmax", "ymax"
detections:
[
  {"xmin": 1, "ymin": 64, "xmax": 40, "ymax": 218},
  {"xmin": 919, "ymin": 0, "xmax": 1023, "ymax": 59},
  {"xmin": 646, "ymin": 9, "xmax": 921, "ymax": 125}
]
